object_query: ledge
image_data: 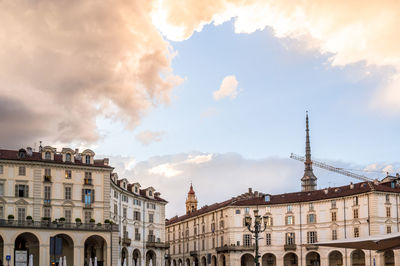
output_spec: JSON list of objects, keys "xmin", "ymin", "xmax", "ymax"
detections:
[
  {"xmin": 216, "ymin": 245, "xmax": 255, "ymax": 253},
  {"xmin": 284, "ymin": 244, "xmax": 297, "ymax": 251},
  {"xmin": 146, "ymin": 241, "xmax": 170, "ymax": 249}
]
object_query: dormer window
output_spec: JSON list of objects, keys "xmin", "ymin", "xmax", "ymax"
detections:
[
  {"xmin": 149, "ymin": 190, "xmax": 153, "ymax": 196},
  {"xmin": 85, "ymin": 155, "xmax": 90, "ymax": 164},
  {"xmin": 135, "ymin": 187, "xmax": 138, "ymax": 193},
  {"xmin": 45, "ymin": 152, "xmax": 51, "ymax": 160},
  {"xmin": 18, "ymin": 149, "xmax": 26, "ymax": 159},
  {"xmin": 66, "ymin": 153, "xmax": 71, "ymax": 162}
]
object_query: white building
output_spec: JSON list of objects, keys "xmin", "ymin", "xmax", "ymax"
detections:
[
  {"xmin": 110, "ymin": 173, "xmax": 169, "ymax": 266},
  {"xmin": 0, "ymin": 145, "xmax": 119, "ymax": 265}
]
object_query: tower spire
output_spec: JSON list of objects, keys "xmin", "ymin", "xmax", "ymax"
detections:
[
  {"xmin": 301, "ymin": 111, "xmax": 317, "ymax": 191},
  {"xmin": 186, "ymin": 183, "xmax": 198, "ymax": 214}
]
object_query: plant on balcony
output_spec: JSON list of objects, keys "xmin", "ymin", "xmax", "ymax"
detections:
[
  {"xmin": 97, "ymin": 222, "xmax": 102, "ymax": 227},
  {"xmin": 8, "ymin": 214, "xmax": 14, "ymax": 220},
  {"xmin": 59, "ymin": 217, "xmax": 66, "ymax": 221},
  {"xmin": 89, "ymin": 218, "xmax": 95, "ymax": 223},
  {"xmin": 75, "ymin": 218, "xmax": 82, "ymax": 225},
  {"xmin": 26, "ymin": 215, "xmax": 32, "ymax": 220},
  {"xmin": 104, "ymin": 219, "xmax": 110, "ymax": 224}
]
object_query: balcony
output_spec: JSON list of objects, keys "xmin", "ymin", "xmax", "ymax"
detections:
[
  {"xmin": 135, "ymin": 234, "xmax": 141, "ymax": 241},
  {"xmin": 43, "ymin": 176, "xmax": 52, "ymax": 182},
  {"xmin": 83, "ymin": 203, "xmax": 93, "ymax": 209},
  {"xmin": 122, "ymin": 237, "xmax": 131, "ymax": 246},
  {"xmin": 148, "ymin": 235, "xmax": 156, "ymax": 242},
  {"xmin": 0, "ymin": 219, "xmax": 119, "ymax": 232},
  {"xmin": 84, "ymin": 179, "xmax": 93, "ymax": 185},
  {"xmin": 216, "ymin": 245, "xmax": 255, "ymax": 253},
  {"xmin": 190, "ymin": 250, "xmax": 199, "ymax": 257},
  {"xmin": 43, "ymin": 199, "xmax": 51, "ymax": 206},
  {"xmin": 284, "ymin": 244, "xmax": 297, "ymax": 251},
  {"xmin": 146, "ymin": 235, "xmax": 169, "ymax": 249},
  {"xmin": 305, "ymin": 244, "xmax": 319, "ymax": 251}
]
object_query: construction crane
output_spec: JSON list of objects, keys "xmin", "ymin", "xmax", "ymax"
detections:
[{"xmin": 290, "ymin": 153, "xmax": 375, "ymax": 182}]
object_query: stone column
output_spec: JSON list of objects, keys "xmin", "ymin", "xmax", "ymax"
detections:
[
  {"xmin": 40, "ymin": 243, "xmax": 50, "ymax": 266},
  {"xmin": 74, "ymin": 245, "xmax": 84, "ymax": 266}
]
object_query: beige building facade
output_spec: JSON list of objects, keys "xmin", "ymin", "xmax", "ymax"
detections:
[{"xmin": 0, "ymin": 146, "xmax": 119, "ymax": 266}]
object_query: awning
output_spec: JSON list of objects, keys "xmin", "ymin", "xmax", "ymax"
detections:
[{"xmin": 313, "ymin": 232, "xmax": 400, "ymax": 251}]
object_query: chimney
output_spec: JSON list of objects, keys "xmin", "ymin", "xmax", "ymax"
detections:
[
  {"xmin": 248, "ymin": 188, "xmax": 252, "ymax": 194},
  {"xmin": 155, "ymin": 192, "xmax": 160, "ymax": 197},
  {"xmin": 26, "ymin": 147, "xmax": 33, "ymax": 156},
  {"xmin": 350, "ymin": 182, "xmax": 354, "ymax": 189}
]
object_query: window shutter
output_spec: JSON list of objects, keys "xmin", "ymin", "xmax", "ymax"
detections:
[
  {"xmin": 82, "ymin": 189, "xmax": 85, "ymax": 203},
  {"xmin": 25, "ymin": 185, "xmax": 29, "ymax": 198},
  {"xmin": 91, "ymin": 189, "xmax": 95, "ymax": 203},
  {"xmin": 15, "ymin": 185, "xmax": 18, "ymax": 197}
]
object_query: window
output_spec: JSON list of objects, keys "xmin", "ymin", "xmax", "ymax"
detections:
[
  {"xmin": 353, "ymin": 209, "xmax": 359, "ymax": 219},
  {"xmin": 265, "ymin": 195, "xmax": 271, "ymax": 202},
  {"xmin": 194, "ymin": 241, "xmax": 197, "ymax": 251},
  {"xmin": 15, "ymin": 184, "xmax": 29, "ymax": 198},
  {"xmin": 331, "ymin": 212, "xmax": 337, "ymax": 222},
  {"xmin": 386, "ymin": 207, "xmax": 391, "ymax": 217},
  {"xmin": 44, "ymin": 168, "xmax": 51, "ymax": 177},
  {"xmin": 220, "ymin": 236, "xmax": 224, "ymax": 247},
  {"xmin": 134, "ymin": 211, "xmax": 141, "ymax": 221},
  {"xmin": 0, "ymin": 206, "xmax": 3, "ymax": 219},
  {"xmin": 0, "ymin": 165, "xmax": 3, "ymax": 174},
  {"xmin": 18, "ymin": 166, "xmax": 26, "ymax": 176},
  {"xmin": 82, "ymin": 189, "xmax": 94, "ymax": 207},
  {"xmin": 149, "ymin": 190, "xmax": 153, "ymax": 196},
  {"xmin": 43, "ymin": 207, "xmax": 51, "ymax": 218},
  {"xmin": 307, "ymin": 214, "xmax": 316, "ymax": 224},
  {"xmin": 309, "ymin": 203, "xmax": 314, "ymax": 211},
  {"xmin": 386, "ymin": 194, "xmax": 390, "ymax": 203},
  {"xmin": 85, "ymin": 155, "xmax": 91, "ymax": 164},
  {"xmin": 202, "ymin": 225, "xmax": 205, "ymax": 233},
  {"xmin": 65, "ymin": 209, "xmax": 71, "ymax": 223},
  {"xmin": 387, "ymin": 226, "xmax": 392, "ymax": 234},
  {"xmin": 66, "ymin": 153, "xmax": 71, "ymax": 162},
  {"xmin": 147, "ymin": 203, "xmax": 156, "ymax": 209},
  {"xmin": 114, "ymin": 204, "xmax": 118, "ymax": 215},
  {"xmin": 287, "ymin": 205, "xmax": 293, "ymax": 212},
  {"xmin": 285, "ymin": 232, "xmax": 295, "ymax": 245},
  {"xmin": 0, "ymin": 183, "xmax": 3, "ymax": 196},
  {"xmin": 135, "ymin": 228, "xmax": 140, "ymax": 240},
  {"xmin": 235, "ymin": 209, "xmax": 241, "ymax": 214},
  {"xmin": 220, "ymin": 220, "xmax": 224, "ymax": 229},
  {"xmin": 265, "ymin": 216, "xmax": 273, "ymax": 226},
  {"xmin": 331, "ymin": 200, "xmax": 337, "ymax": 208},
  {"xmin": 202, "ymin": 239, "xmax": 205, "ymax": 250},
  {"xmin": 286, "ymin": 215, "xmax": 294, "ymax": 225},
  {"xmin": 84, "ymin": 172, "xmax": 92, "ymax": 185},
  {"xmin": 45, "ymin": 151, "xmax": 51, "ymax": 160},
  {"xmin": 266, "ymin": 233, "xmax": 271, "ymax": 246},
  {"xmin": 84, "ymin": 211, "xmax": 92, "ymax": 224},
  {"xmin": 123, "ymin": 207, "xmax": 127, "ymax": 218},
  {"xmin": 44, "ymin": 186, "xmax": 51, "ymax": 202},
  {"xmin": 354, "ymin": 227, "xmax": 360, "ymax": 238},
  {"xmin": 353, "ymin": 196, "xmax": 359, "ymax": 206},
  {"xmin": 122, "ymin": 195, "xmax": 128, "ymax": 202},
  {"xmin": 17, "ymin": 208, "xmax": 26, "ymax": 221},
  {"xmin": 243, "ymin": 234, "xmax": 251, "ymax": 246},
  {"xmin": 307, "ymin": 231, "xmax": 317, "ymax": 244},
  {"xmin": 244, "ymin": 207, "xmax": 250, "ymax": 214},
  {"xmin": 266, "ymin": 206, "xmax": 271, "ymax": 213},
  {"xmin": 134, "ymin": 199, "xmax": 141, "ymax": 206},
  {"xmin": 332, "ymin": 229, "xmax": 337, "ymax": 240},
  {"xmin": 211, "ymin": 223, "xmax": 215, "ymax": 232},
  {"xmin": 65, "ymin": 170, "xmax": 72, "ymax": 179},
  {"xmin": 65, "ymin": 187, "xmax": 72, "ymax": 200},
  {"xmin": 134, "ymin": 186, "xmax": 138, "ymax": 193}
]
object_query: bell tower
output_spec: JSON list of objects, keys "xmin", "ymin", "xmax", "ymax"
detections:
[
  {"xmin": 186, "ymin": 183, "xmax": 198, "ymax": 214},
  {"xmin": 301, "ymin": 112, "xmax": 317, "ymax": 191}
]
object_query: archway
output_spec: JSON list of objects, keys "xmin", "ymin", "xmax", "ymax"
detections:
[
  {"xmin": 241, "ymin": 253, "xmax": 255, "ymax": 266},
  {"xmin": 84, "ymin": 235, "xmax": 107, "ymax": 266},
  {"xmin": 328, "ymin": 251, "xmax": 343, "ymax": 266},
  {"xmin": 0, "ymin": 234, "xmax": 3, "ymax": 266},
  {"xmin": 185, "ymin": 258, "xmax": 191, "ymax": 266},
  {"xmin": 194, "ymin": 257, "xmax": 199, "ymax": 266},
  {"xmin": 262, "ymin": 253, "xmax": 276, "ymax": 266},
  {"xmin": 211, "ymin": 255, "xmax": 217, "ymax": 266},
  {"xmin": 306, "ymin": 252, "xmax": 320, "ymax": 266},
  {"xmin": 201, "ymin": 257, "xmax": 206, "ymax": 266},
  {"xmin": 178, "ymin": 259, "xmax": 183, "ymax": 266},
  {"xmin": 173, "ymin": 259, "xmax": 177, "ymax": 266},
  {"xmin": 122, "ymin": 247, "xmax": 129, "ymax": 266},
  {"xmin": 14, "ymin": 232, "xmax": 40, "ymax": 266},
  {"xmin": 351, "ymin": 250, "xmax": 365, "ymax": 266},
  {"xmin": 146, "ymin": 250, "xmax": 156, "ymax": 266},
  {"xmin": 50, "ymin": 234, "xmax": 74, "ymax": 266},
  {"xmin": 219, "ymin": 254, "xmax": 226, "ymax": 266},
  {"xmin": 384, "ymin": 250, "xmax": 394, "ymax": 266},
  {"xmin": 133, "ymin": 249, "xmax": 141, "ymax": 266},
  {"xmin": 284, "ymin": 252, "xmax": 298, "ymax": 266}
]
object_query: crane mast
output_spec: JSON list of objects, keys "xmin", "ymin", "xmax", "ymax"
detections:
[{"xmin": 290, "ymin": 153, "xmax": 374, "ymax": 182}]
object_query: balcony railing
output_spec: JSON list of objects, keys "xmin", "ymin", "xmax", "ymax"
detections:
[
  {"xmin": 284, "ymin": 244, "xmax": 297, "ymax": 251},
  {"xmin": 122, "ymin": 237, "xmax": 131, "ymax": 246},
  {"xmin": 147, "ymin": 235, "xmax": 156, "ymax": 242},
  {"xmin": 216, "ymin": 245, "xmax": 255, "ymax": 253},
  {"xmin": 0, "ymin": 219, "xmax": 119, "ymax": 232},
  {"xmin": 84, "ymin": 203, "xmax": 93, "ymax": 209},
  {"xmin": 43, "ymin": 199, "xmax": 51, "ymax": 206},
  {"xmin": 44, "ymin": 176, "xmax": 52, "ymax": 182},
  {"xmin": 84, "ymin": 179, "xmax": 93, "ymax": 185}
]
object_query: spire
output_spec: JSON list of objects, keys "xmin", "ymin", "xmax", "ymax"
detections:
[
  {"xmin": 301, "ymin": 111, "xmax": 317, "ymax": 191},
  {"xmin": 186, "ymin": 183, "xmax": 198, "ymax": 214},
  {"xmin": 188, "ymin": 182, "xmax": 195, "ymax": 195}
]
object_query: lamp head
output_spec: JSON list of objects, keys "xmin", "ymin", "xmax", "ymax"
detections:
[{"xmin": 244, "ymin": 215, "xmax": 252, "ymax": 226}]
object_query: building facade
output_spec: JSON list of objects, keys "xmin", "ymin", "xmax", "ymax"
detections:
[
  {"xmin": 165, "ymin": 115, "xmax": 400, "ymax": 266},
  {"xmin": 0, "ymin": 146, "xmax": 119, "ymax": 266},
  {"xmin": 110, "ymin": 174, "xmax": 169, "ymax": 266}
]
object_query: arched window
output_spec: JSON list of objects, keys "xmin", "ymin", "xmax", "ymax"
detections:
[
  {"xmin": 45, "ymin": 151, "xmax": 51, "ymax": 160},
  {"xmin": 66, "ymin": 153, "xmax": 71, "ymax": 162},
  {"xmin": 85, "ymin": 155, "xmax": 90, "ymax": 164}
]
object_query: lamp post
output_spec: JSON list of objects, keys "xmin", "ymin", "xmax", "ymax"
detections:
[{"xmin": 244, "ymin": 209, "xmax": 269, "ymax": 266}]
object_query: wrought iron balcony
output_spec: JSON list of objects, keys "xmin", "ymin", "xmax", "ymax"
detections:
[
  {"xmin": 284, "ymin": 244, "xmax": 297, "ymax": 251},
  {"xmin": 305, "ymin": 244, "xmax": 319, "ymax": 250},
  {"xmin": 44, "ymin": 175, "xmax": 52, "ymax": 182},
  {"xmin": 84, "ymin": 178, "xmax": 93, "ymax": 185},
  {"xmin": 122, "ymin": 237, "xmax": 131, "ymax": 246},
  {"xmin": 0, "ymin": 219, "xmax": 119, "ymax": 232},
  {"xmin": 189, "ymin": 250, "xmax": 199, "ymax": 257},
  {"xmin": 43, "ymin": 199, "xmax": 51, "ymax": 206},
  {"xmin": 216, "ymin": 245, "xmax": 255, "ymax": 253},
  {"xmin": 147, "ymin": 235, "xmax": 156, "ymax": 242}
]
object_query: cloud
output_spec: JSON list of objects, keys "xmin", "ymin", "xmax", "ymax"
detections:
[
  {"xmin": 0, "ymin": 0, "xmax": 182, "ymax": 148},
  {"xmin": 135, "ymin": 130, "xmax": 165, "ymax": 146},
  {"xmin": 213, "ymin": 75, "xmax": 239, "ymax": 100},
  {"xmin": 153, "ymin": 0, "xmax": 400, "ymax": 113}
]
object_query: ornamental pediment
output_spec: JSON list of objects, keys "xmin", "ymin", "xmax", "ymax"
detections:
[
  {"xmin": 15, "ymin": 199, "xmax": 28, "ymax": 205},
  {"xmin": 62, "ymin": 200, "xmax": 75, "ymax": 207}
]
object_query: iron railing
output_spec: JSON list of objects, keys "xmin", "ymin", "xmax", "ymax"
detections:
[{"xmin": 0, "ymin": 219, "xmax": 119, "ymax": 231}]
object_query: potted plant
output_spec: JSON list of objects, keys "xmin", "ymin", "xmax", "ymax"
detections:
[
  {"xmin": 104, "ymin": 219, "xmax": 110, "ymax": 224},
  {"xmin": 41, "ymin": 217, "xmax": 50, "ymax": 226},
  {"xmin": 97, "ymin": 222, "xmax": 102, "ymax": 227},
  {"xmin": 26, "ymin": 216, "xmax": 33, "ymax": 224},
  {"xmin": 8, "ymin": 214, "xmax": 14, "ymax": 224},
  {"xmin": 75, "ymin": 217, "xmax": 82, "ymax": 226},
  {"xmin": 90, "ymin": 218, "xmax": 95, "ymax": 224},
  {"xmin": 58, "ymin": 217, "xmax": 65, "ymax": 227}
]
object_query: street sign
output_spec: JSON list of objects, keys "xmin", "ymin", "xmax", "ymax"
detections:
[{"xmin": 6, "ymin": 255, "xmax": 11, "ymax": 261}]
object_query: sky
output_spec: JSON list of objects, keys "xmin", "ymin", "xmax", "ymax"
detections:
[{"xmin": 1, "ymin": 0, "xmax": 400, "ymax": 216}]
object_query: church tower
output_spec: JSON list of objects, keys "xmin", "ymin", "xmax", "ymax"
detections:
[
  {"xmin": 186, "ymin": 183, "xmax": 198, "ymax": 214},
  {"xmin": 301, "ymin": 112, "xmax": 317, "ymax": 191}
]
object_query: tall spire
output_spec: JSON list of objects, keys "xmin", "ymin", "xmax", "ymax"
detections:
[
  {"xmin": 301, "ymin": 111, "xmax": 317, "ymax": 191},
  {"xmin": 186, "ymin": 183, "xmax": 198, "ymax": 214}
]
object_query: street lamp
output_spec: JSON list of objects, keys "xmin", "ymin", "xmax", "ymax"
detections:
[{"xmin": 244, "ymin": 209, "xmax": 269, "ymax": 266}]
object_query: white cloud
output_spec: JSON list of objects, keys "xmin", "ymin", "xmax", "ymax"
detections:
[
  {"xmin": 135, "ymin": 130, "xmax": 164, "ymax": 146},
  {"xmin": 149, "ymin": 163, "xmax": 183, "ymax": 177},
  {"xmin": 213, "ymin": 75, "xmax": 240, "ymax": 100},
  {"xmin": 185, "ymin": 154, "xmax": 213, "ymax": 164}
]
